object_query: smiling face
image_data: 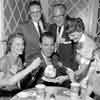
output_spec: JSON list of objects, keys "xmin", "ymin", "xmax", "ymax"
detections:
[
  {"xmin": 40, "ymin": 36, "xmax": 55, "ymax": 57},
  {"xmin": 69, "ymin": 32, "xmax": 82, "ymax": 42},
  {"xmin": 11, "ymin": 37, "xmax": 24, "ymax": 56},
  {"xmin": 53, "ymin": 6, "xmax": 65, "ymax": 26},
  {"xmin": 30, "ymin": 4, "xmax": 41, "ymax": 22}
]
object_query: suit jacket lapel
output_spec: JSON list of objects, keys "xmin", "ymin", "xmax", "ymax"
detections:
[
  {"xmin": 32, "ymin": 22, "xmax": 40, "ymax": 40},
  {"xmin": 40, "ymin": 54, "xmax": 47, "ymax": 68},
  {"xmin": 62, "ymin": 24, "xmax": 70, "ymax": 41},
  {"xmin": 52, "ymin": 24, "xmax": 57, "ymax": 38},
  {"xmin": 25, "ymin": 22, "xmax": 39, "ymax": 42}
]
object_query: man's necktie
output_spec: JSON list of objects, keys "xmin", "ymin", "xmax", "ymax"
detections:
[
  {"xmin": 58, "ymin": 26, "xmax": 61, "ymax": 33},
  {"xmin": 46, "ymin": 57, "xmax": 52, "ymax": 65},
  {"xmin": 38, "ymin": 23, "xmax": 42, "ymax": 36}
]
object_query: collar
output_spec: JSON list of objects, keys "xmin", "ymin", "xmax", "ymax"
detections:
[
  {"xmin": 57, "ymin": 25, "xmax": 64, "ymax": 38},
  {"xmin": 32, "ymin": 20, "xmax": 41, "ymax": 26},
  {"xmin": 41, "ymin": 52, "xmax": 49, "ymax": 64},
  {"xmin": 41, "ymin": 52, "xmax": 47, "ymax": 61},
  {"xmin": 32, "ymin": 21, "xmax": 40, "ymax": 36},
  {"xmin": 41, "ymin": 52, "xmax": 52, "ymax": 65},
  {"xmin": 57, "ymin": 25, "xmax": 64, "ymax": 29},
  {"xmin": 33, "ymin": 21, "xmax": 38, "ymax": 27},
  {"xmin": 79, "ymin": 34, "xmax": 85, "ymax": 43}
]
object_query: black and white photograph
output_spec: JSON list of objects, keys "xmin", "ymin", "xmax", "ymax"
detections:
[{"xmin": 0, "ymin": 0, "xmax": 99, "ymax": 100}]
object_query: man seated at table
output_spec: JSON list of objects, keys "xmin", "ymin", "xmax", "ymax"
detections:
[{"xmin": 30, "ymin": 31, "xmax": 72, "ymax": 88}]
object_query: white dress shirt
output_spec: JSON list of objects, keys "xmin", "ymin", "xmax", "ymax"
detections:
[{"xmin": 33, "ymin": 20, "xmax": 44, "ymax": 37}]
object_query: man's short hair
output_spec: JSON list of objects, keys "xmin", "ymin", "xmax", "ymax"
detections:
[
  {"xmin": 40, "ymin": 31, "xmax": 56, "ymax": 43},
  {"xmin": 28, "ymin": 1, "xmax": 41, "ymax": 9},
  {"xmin": 52, "ymin": 3, "xmax": 66, "ymax": 10}
]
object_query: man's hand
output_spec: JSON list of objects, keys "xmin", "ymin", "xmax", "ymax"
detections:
[
  {"xmin": 42, "ymin": 76, "xmax": 57, "ymax": 83},
  {"xmin": 56, "ymin": 75, "xmax": 69, "ymax": 84},
  {"xmin": 58, "ymin": 37, "xmax": 66, "ymax": 44}
]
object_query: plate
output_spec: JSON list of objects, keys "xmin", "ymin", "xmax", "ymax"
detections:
[
  {"xmin": 57, "ymin": 88, "xmax": 70, "ymax": 96},
  {"xmin": 17, "ymin": 92, "xmax": 32, "ymax": 98}
]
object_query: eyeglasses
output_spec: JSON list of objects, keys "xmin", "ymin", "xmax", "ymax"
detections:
[
  {"xmin": 30, "ymin": 10, "xmax": 41, "ymax": 15},
  {"xmin": 53, "ymin": 15, "xmax": 64, "ymax": 19}
]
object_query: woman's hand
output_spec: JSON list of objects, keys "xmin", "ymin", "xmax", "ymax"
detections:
[
  {"xmin": 66, "ymin": 68, "xmax": 75, "ymax": 82},
  {"xmin": 10, "ymin": 65, "xmax": 19, "ymax": 74},
  {"xmin": 57, "ymin": 37, "xmax": 66, "ymax": 44},
  {"xmin": 30, "ymin": 57, "xmax": 41, "ymax": 70}
]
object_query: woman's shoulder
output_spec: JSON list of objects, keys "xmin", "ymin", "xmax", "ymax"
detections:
[
  {"xmin": 0, "ymin": 55, "xmax": 10, "ymax": 71},
  {"xmin": 0, "ymin": 55, "xmax": 9, "ymax": 64}
]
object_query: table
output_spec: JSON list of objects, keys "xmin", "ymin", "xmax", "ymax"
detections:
[{"xmin": 10, "ymin": 86, "xmax": 94, "ymax": 100}]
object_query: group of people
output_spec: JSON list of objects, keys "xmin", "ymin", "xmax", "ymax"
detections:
[{"xmin": 0, "ymin": 0, "xmax": 100, "ymax": 100}]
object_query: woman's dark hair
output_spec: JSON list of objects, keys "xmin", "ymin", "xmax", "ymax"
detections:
[
  {"xmin": 6, "ymin": 33, "xmax": 25, "ymax": 54},
  {"xmin": 65, "ymin": 15, "xmax": 76, "ymax": 33},
  {"xmin": 39, "ymin": 31, "xmax": 56, "ymax": 43},
  {"xmin": 75, "ymin": 17, "xmax": 85, "ymax": 32},
  {"xmin": 66, "ymin": 17, "xmax": 85, "ymax": 34}
]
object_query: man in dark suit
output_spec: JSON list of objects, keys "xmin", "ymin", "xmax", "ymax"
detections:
[
  {"xmin": 48, "ymin": 4, "xmax": 78, "ymax": 71},
  {"xmin": 26, "ymin": 32, "xmax": 71, "ymax": 88},
  {"xmin": 16, "ymin": 1, "xmax": 47, "ymax": 65}
]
